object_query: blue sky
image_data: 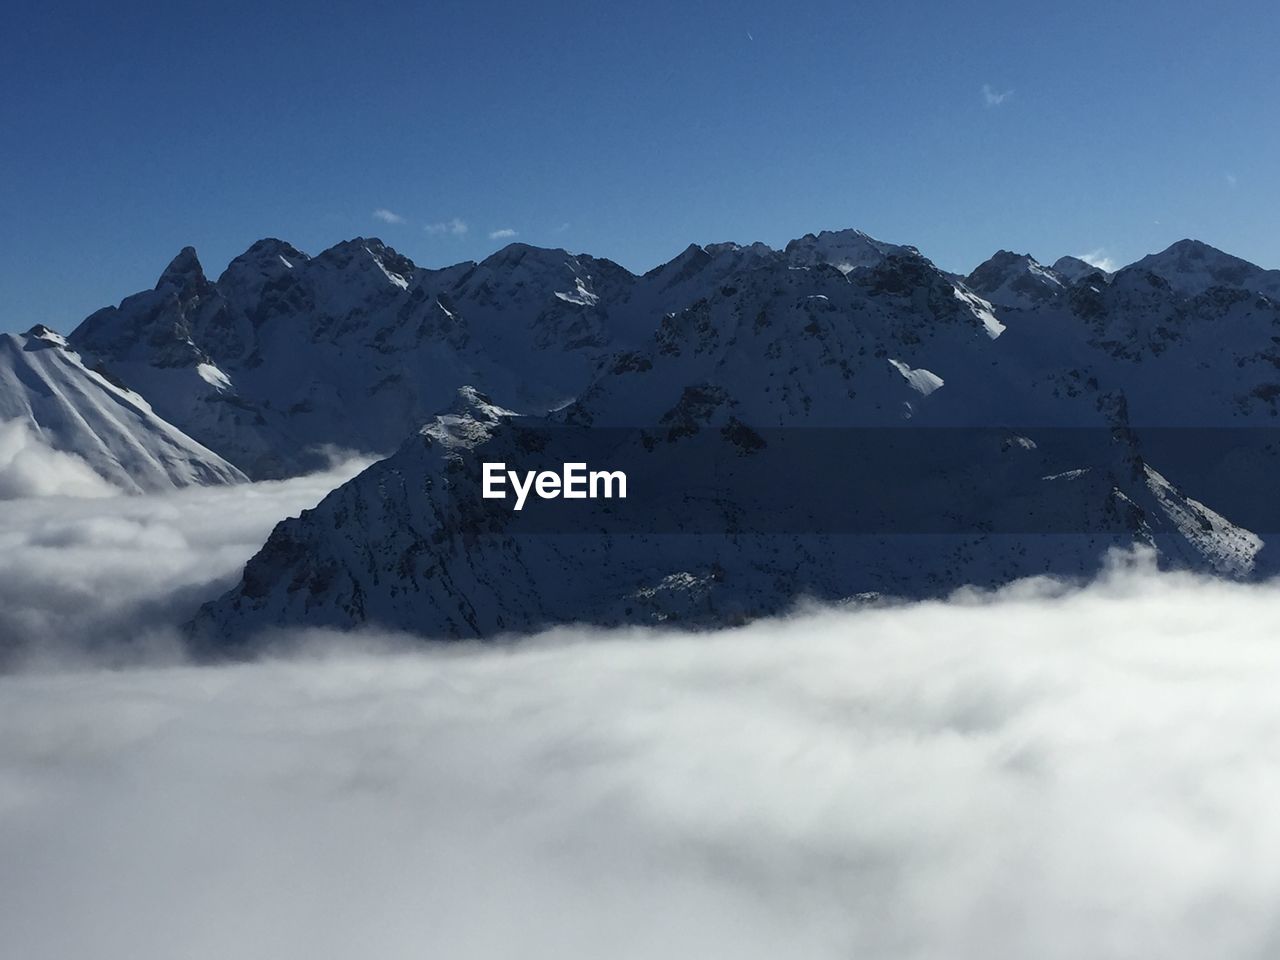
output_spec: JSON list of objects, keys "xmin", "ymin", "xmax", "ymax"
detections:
[{"xmin": 3, "ymin": 0, "xmax": 1277, "ymax": 332}]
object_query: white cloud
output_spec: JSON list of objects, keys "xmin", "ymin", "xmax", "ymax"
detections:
[
  {"xmin": 10, "ymin": 463, "xmax": 1280, "ymax": 959},
  {"xmin": 1226, "ymin": 173, "xmax": 1239, "ymax": 188},
  {"xmin": 425, "ymin": 218, "xmax": 469, "ymax": 236},
  {"xmin": 0, "ymin": 419, "xmax": 119, "ymax": 500},
  {"xmin": 7, "ymin": 556, "xmax": 1280, "ymax": 957},
  {"xmin": 372, "ymin": 208, "xmax": 406, "ymax": 225},
  {"xmin": 0, "ymin": 458, "xmax": 371, "ymax": 669},
  {"xmin": 982, "ymin": 83, "xmax": 1013, "ymax": 107},
  {"xmin": 489, "ymin": 228, "xmax": 518, "ymax": 240},
  {"xmin": 1079, "ymin": 247, "xmax": 1119, "ymax": 273}
]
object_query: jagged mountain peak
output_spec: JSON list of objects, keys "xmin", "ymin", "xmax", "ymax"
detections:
[
  {"xmin": 703, "ymin": 240, "xmax": 774, "ymax": 259},
  {"xmin": 629, "ymin": 244, "xmax": 713, "ymax": 301},
  {"xmin": 314, "ymin": 235, "xmax": 412, "ymax": 266},
  {"xmin": 784, "ymin": 228, "xmax": 917, "ymax": 274},
  {"xmin": 440, "ymin": 384, "xmax": 516, "ymax": 420},
  {"xmin": 480, "ymin": 241, "xmax": 570, "ymax": 267},
  {"xmin": 155, "ymin": 246, "xmax": 208, "ymax": 292},
  {"xmin": 467, "ymin": 243, "xmax": 631, "ymax": 311},
  {"xmin": 1137, "ymin": 238, "xmax": 1241, "ymax": 275},
  {"xmin": 473, "ymin": 243, "xmax": 614, "ymax": 289},
  {"xmin": 55, "ymin": 226, "xmax": 1280, "ymax": 494},
  {"xmin": 673, "ymin": 241, "xmax": 709, "ymax": 258},
  {"xmin": 644, "ymin": 242, "xmax": 711, "ymax": 278},
  {"xmin": 21, "ymin": 222, "xmax": 1280, "ymax": 647},
  {"xmin": 217, "ymin": 238, "xmax": 307, "ymax": 286},
  {"xmin": 1163, "ymin": 238, "xmax": 1223, "ymax": 257},
  {"xmin": 229, "ymin": 237, "xmax": 309, "ymax": 268},
  {"xmin": 319, "ymin": 235, "xmax": 393, "ymax": 254},
  {"xmin": 643, "ymin": 240, "xmax": 783, "ymax": 297},
  {"xmin": 977, "ymin": 249, "xmax": 1039, "ymax": 267},
  {"xmin": 785, "ymin": 227, "xmax": 886, "ymax": 248},
  {"xmin": 307, "ymin": 236, "xmax": 418, "ymax": 292},
  {"xmin": 966, "ymin": 250, "xmax": 1065, "ymax": 308},
  {"xmin": 1130, "ymin": 239, "xmax": 1280, "ymax": 299},
  {"xmin": 24, "ymin": 323, "xmax": 68, "ymax": 347}
]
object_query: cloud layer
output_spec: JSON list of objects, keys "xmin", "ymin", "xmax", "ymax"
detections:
[
  {"xmin": 6, "ymin": 465, "xmax": 1280, "ymax": 957},
  {"xmin": 0, "ymin": 458, "xmax": 370, "ymax": 668},
  {"xmin": 0, "ymin": 420, "xmax": 120, "ymax": 499},
  {"xmin": 6, "ymin": 554, "xmax": 1280, "ymax": 957}
]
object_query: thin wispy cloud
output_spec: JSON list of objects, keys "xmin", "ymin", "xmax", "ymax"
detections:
[
  {"xmin": 1079, "ymin": 247, "xmax": 1118, "ymax": 273},
  {"xmin": 982, "ymin": 83, "xmax": 1013, "ymax": 107},
  {"xmin": 1226, "ymin": 172, "xmax": 1239, "ymax": 188},
  {"xmin": 372, "ymin": 208, "xmax": 406, "ymax": 225},
  {"xmin": 425, "ymin": 218, "xmax": 469, "ymax": 236},
  {"xmin": 489, "ymin": 228, "xmax": 518, "ymax": 240}
]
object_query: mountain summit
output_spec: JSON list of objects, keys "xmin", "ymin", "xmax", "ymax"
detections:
[
  {"xmin": 7, "ymin": 225, "xmax": 1280, "ymax": 644},
  {"xmin": 170, "ymin": 230, "xmax": 1280, "ymax": 649},
  {"xmin": 1129, "ymin": 239, "xmax": 1280, "ymax": 299}
]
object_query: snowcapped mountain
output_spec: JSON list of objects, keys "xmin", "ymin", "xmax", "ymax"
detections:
[
  {"xmin": 783, "ymin": 229, "xmax": 918, "ymax": 274},
  {"xmin": 965, "ymin": 251, "xmax": 1067, "ymax": 308},
  {"xmin": 58, "ymin": 231, "xmax": 1280, "ymax": 475},
  {"xmin": 186, "ymin": 233, "xmax": 1280, "ymax": 648},
  {"xmin": 67, "ymin": 238, "xmax": 650, "ymax": 478},
  {"xmin": 59, "ymin": 228, "xmax": 979, "ymax": 478},
  {"xmin": 11, "ymin": 225, "xmax": 1278, "ymax": 645},
  {"xmin": 0, "ymin": 325, "xmax": 246, "ymax": 493},
  {"xmin": 1052, "ymin": 255, "xmax": 1110, "ymax": 283},
  {"xmin": 189, "ymin": 385, "xmax": 1262, "ymax": 647},
  {"xmin": 1130, "ymin": 239, "xmax": 1280, "ymax": 299},
  {"xmin": 569, "ymin": 245, "xmax": 1006, "ymax": 429}
]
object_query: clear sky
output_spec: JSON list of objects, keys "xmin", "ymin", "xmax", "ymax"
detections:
[{"xmin": 3, "ymin": 0, "xmax": 1278, "ymax": 333}]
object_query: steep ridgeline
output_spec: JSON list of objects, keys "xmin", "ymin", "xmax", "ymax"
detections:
[
  {"xmin": 190, "ymin": 236, "xmax": 1280, "ymax": 648},
  {"xmin": 962, "ymin": 245, "xmax": 1280, "ymax": 425},
  {"xmin": 0, "ymin": 326, "xmax": 245, "ymax": 492},
  {"xmin": 68, "ymin": 239, "xmax": 642, "ymax": 478},
  {"xmin": 63, "ymin": 228, "xmax": 992, "ymax": 479}
]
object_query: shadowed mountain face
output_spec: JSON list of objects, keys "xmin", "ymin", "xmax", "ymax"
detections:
[
  {"xmin": 53, "ymin": 231, "xmax": 1041, "ymax": 478},
  {"xmin": 68, "ymin": 238, "xmax": 637, "ymax": 478},
  {"xmin": 10, "ymin": 227, "xmax": 1280, "ymax": 643},
  {"xmin": 63, "ymin": 233, "xmax": 1280, "ymax": 476},
  {"xmin": 150, "ymin": 231, "xmax": 1280, "ymax": 649}
]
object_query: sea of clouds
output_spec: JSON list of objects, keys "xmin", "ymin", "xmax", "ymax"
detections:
[
  {"xmin": 0, "ymin": 447, "xmax": 371, "ymax": 669},
  {"xmin": 4, "ymin": 441, "xmax": 1280, "ymax": 959}
]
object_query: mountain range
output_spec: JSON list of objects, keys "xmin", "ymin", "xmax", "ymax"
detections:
[{"xmin": 5, "ymin": 228, "xmax": 1280, "ymax": 648}]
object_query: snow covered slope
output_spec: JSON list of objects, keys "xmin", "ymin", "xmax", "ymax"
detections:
[
  {"xmin": 966, "ymin": 251, "xmax": 1066, "ymax": 308},
  {"xmin": 15, "ymin": 227, "xmax": 1274, "ymax": 646},
  {"xmin": 1130, "ymin": 239, "xmax": 1280, "ymax": 299},
  {"xmin": 63, "ymin": 228, "xmax": 993, "ymax": 478},
  {"xmin": 1052, "ymin": 255, "xmax": 1110, "ymax": 283},
  {"xmin": 68, "ymin": 240, "xmax": 640, "ymax": 477},
  {"xmin": 187, "ymin": 235, "xmax": 1280, "ymax": 648},
  {"xmin": 0, "ymin": 326, "xmax": 246, "ymax": 493},
  {"xmin": 189, "ymin": 385, "xmax": 1263, "ymax": 648}
]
